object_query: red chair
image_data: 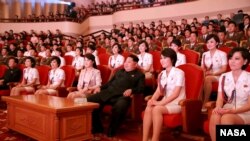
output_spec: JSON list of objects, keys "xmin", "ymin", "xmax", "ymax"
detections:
[
  {"xmin": 149, "ymin": 50, "xmax": 162, "ymax": 77},
  {"xmin": 37, "ymin": 65, "xmax": 51, "ymax": 86},
  {"xmin": 98, "ymin": 53, "xmax": 110, "ymax": 66},
  {"xmin": 97, "ymin": 47, "xmax": 107, "ymax": 55},
  {"xmin": 179, "ymin": 49, "xmax": 200, "ymax": 65},
  {"xmin": 218, "ymin": 46, "xmax": 232, "ymax": 54},
  {"xmin": 0, "ymin": 65, "xmax": 8, "ymax": 78},
  {"xmin": 63, "ymin": 55, "xmax": 74, "ymax": 65},
  {"xmin": 122, "ymin": 51, "xmax": 131, "ymax": 59},
  {"xmin": 57, "ymin": 65, "xmax": 75, "ymax": 97},
  {"xmin": 97, "ymin": 65, "xmax": 112, "ymax": 85},
  {"xmin": 142, "ymin": 64, "xmax": 205, "ymax": 134}
]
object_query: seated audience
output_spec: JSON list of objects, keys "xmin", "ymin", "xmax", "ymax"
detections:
[
  {"xmin": 87, "ymin": 54, "xmax": 145, "ymax": 137},
  {"xmin": 10, "ymin": 57, "xmax": 40, "ymax": 96},
  {"xmin": 209, "ymin": 47, "xmax": 250, "ymax": 141},
  {"xmin": 137, "ymin": 40, "xmax": 154, "ymax": 78},
  {"xmin": 71, "ymin": 47, "xmax": 85, "ymax": 77},
  {"xmin": 170, "ymin": 39, "xmax": 186, "ymax": 67},
  {"xmin": 35, "ymin": 56, "xmax": 65, "ymax": 96},
  {"xmin": 0, "ymin": 57, "xmax": 21, "ymax": 90},
  {"xmin": 201, "ymin": 34, "xmax": 228, "ymax": 109},
  {"xmin": 67, "ymin": 53, "xmax": 102, "ymax": 99},
  {"xmin": 108, "ymin": 43, "xmax": 125, "ymax": 69},
  {"xmin": 143, "ymin": 48, "xmax": 186, "ymax": 141}
]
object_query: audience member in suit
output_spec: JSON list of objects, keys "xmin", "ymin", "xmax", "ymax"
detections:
[
  {"xmin": 10, "ymin": 57, "xmax": 40, "ymax": 96},
  {"xmin": 209, "ymin": 47, "xmax": 250, "ymax": 141},
  {"xmin": 40, "ymin": 48, "xmax": 52, "ymax": 66},
  {"xmin": 217, "ymin": 30, "xmax": 228, "ymax": 48},
  {"xmin": 67, "ymin": 53, "xmax": 102, "ymax": 99},
  {"xmin": 185, "ymin": 32, "xmax": 204, "ymax": 56},
  {"xmin": 0, "ymin": 57, "xmax": 21, "ymax": 90},
  {"xmin": 225, "ymin": 21, "xmax": 243, "ymax": 43},
  {"xmin": 198, "ymin": 25, "xmax": 209, "ymax": 43},
  {"xmin": 143, "ymin": 48, "xmax": 186, "ymax": 141},
  {"xmin": 87, "ymin": 54, "xmax": 145, "ymax": 137},
  {"xmin": 201, "ymin": 34, "xmax": 228, "ymax": 109},
  {"xmin": 0, "ymin": 48, "xmax": 9, "ymax": 65}
]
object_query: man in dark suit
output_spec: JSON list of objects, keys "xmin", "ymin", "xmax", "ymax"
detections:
[
  {"xmin": 87, "ymin": 54, "xmax": 145, "ymax": 137},
  {"xmin": 0, "ymin": 57, "xmax": 21, "ymax": 90}
]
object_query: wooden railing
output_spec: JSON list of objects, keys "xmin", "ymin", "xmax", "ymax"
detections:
[{"xmin": 0, "ymin": 0, "xmax": 195, "ymax": 24}]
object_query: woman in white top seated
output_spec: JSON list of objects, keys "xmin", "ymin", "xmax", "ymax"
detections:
[
  {"xmin": 201, "ymin": 34, "xmax": 228, "ymax": 108},
  {"xmin": 86, "ymin": 43, "xmax": 100, "ymax": 66},
  {"xmin": 209, "ymin": 47, "xmax": 250, "ymax": 141},
  {"xmin": 55, "ymin": 48, "xmax": 65, "ymax": 68},
  {"xmin": 35, "ymin": 56, "xmax": 65, "ymax": 96},
  {"xmin": 10, "ymin": 57, "xmax": 40, "ymax": 96},
  {"xmin": 170, "ymin": 39, "xmax": 186, "ymax": 67},
  {"xmin": 108, "ymin": 43, "xmax": 125, "ymax": 69},
  {"xmin": 72, "ymin": 47, "xmax": 85, "ymax": 77},
  {"xmin": 67, "ymin": 53, "xmax": 102, "ymax": 99},
  {"xmin": 137, "ymin": 40, "xmax": 154, "ymax": 78},
  {"xmin": 143, "ymin": 48, "xmax": 186, "ymax": 141}
]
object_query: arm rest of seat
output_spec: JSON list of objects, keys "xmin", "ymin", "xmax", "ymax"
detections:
[
  {"xmin": 131, "ymin": 93, "xmax": 144, "ymax": 121},
  {"xmin": 56, "ymin": 87, "xmax": 68, "ymax": 97},
  {"xmin": 67, "ymin": 87, "xmax": 77, "ymax": 92},
  {"xmin": 179, "ymin": 99, "xmax": 203, "ymax": 134}
]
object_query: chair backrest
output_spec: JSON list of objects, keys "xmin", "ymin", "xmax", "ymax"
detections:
[
  {"xmin": 18, "ymin": 64, "xmax": 26, "ymax": 81},
  {"xmin": 97, "ymin": 47, "xmax": 107, "ymax": 55},
  {"xmin": 122, "ymin": 51, "xmax": 131, "ymax": 59},
  {"xmin": 218, "ymin": 46, "xmax": 232, "ymax": 54},
  {"xmin": 97, "ymin": 65, "xmax": 112, "ymax": 85},
  {"xmin": 63, "ymin": 55, "xmax": 74, "ymax": 65},
  {"xmin": 179, "ymin": 49, "xmax": 200, "ymax": 65},
  {"xmin": 36, "ymin": 65, "xmax": 51, "ymax": 85},
  {"xmin": 61, "ymin": 65, "xmax": 75, "ymax": 87},
  {"xmin": 0, "ymin": 65, "xmax": 8, "ymax": 78},
  {"xmin": 98, "ymin": 53, "xmax": 110, "ymax": 66},
  {"xmin": 177, "ymin": 63, "xmax": 204, "ymax": 99},
  {"xmin": 149, "ymin": 50, "xmax": 162, "ymax": 74}
]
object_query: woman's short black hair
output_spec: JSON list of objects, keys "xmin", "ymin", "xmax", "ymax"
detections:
[
  {"xmin": 138, "ymin": 40, "xmax": 149, "ymax": 52},
  {"xmin": 171, "ymin": 39, "xmax": 182, "ymax": 47},
  {"xmin": 50, "ymin": 56, "xmax": 61, "ymax": 67},
  {"xmin": 112, "ymin": 43, "xmax": 123, "ymax": 54},
  {"xmin": 87, "ymin": 44, "xmax": 96, "ymax": 51},
  {"xmin": 85, "ymin": 53, "xmax": 97, "ymax": 68},
  {"xmin": 161, "ymin": 48, "xmax": 177, "ymax": 66},
  {"xmin": 228, "ymin": 47, "xmax": 250, "ymax": 70},
  {"xmin": 25, "ymin": 56, "xmax": 36, "ymax": 68},
  {"xmin": 205, "ymin": 34, "xmax": 220, "ymax": 47}
]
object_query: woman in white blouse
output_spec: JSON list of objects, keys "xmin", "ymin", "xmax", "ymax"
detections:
[
  {"xmin": 10, "ymin": 57, "xmax": 40, "ymax": 96},
  {"xmin": 201, "ymin": 34, "xmax": 228, "ymax": 109},
  {"xmin": 35, "ymin": 56, "xmax": 65, "ymax": 96},
  {"xmin": 72, "ymin": 47, "xmax": 85, "ymax": 77},
  {"xmin": 108, "ymin": 43, "xmax": 125, "ymax": 69},
  {"xmin": 67, "ymin": 53, "xmax": 102, "ymax": 99},
  {"xmin": 55, "ymin": 48, "xmax": 65, "ymax": 68},
  {"xmin": 137, "ymin": 40, "xmax": 154, "ymax": 78},
  {"xmin": 209, "ymin": 47, "xmax": 250, "ymax": 141},
  {"xmin": 143, "ymin": 48, "xmax": 186, "ymax": 141},
  {"xmin": 170, "ymin": 39, "xmax": 186, "ymax": 67}
]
